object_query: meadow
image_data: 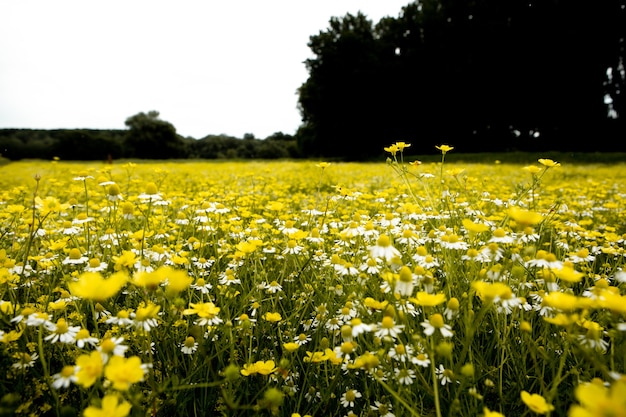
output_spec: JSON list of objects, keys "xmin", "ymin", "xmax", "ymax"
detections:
[{"xmin": 1, "ymin": 144, "xmax": 625, "ymax": 417}]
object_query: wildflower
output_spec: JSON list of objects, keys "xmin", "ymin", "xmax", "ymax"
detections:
[
  {"xmin": 180, "ymin": 336, "xmax": 198, "ymax": 354},
  {"xmin": 138, "ymin": 182, "xmax": 162, "ymax": 201},
  {"xmin": 131, "ymin": 303, "xmax": 161, "ymax": 331},
  {"xmin": 263, "ymin": 280, "xmax": 283, "ymax": 294},
  {"xmin": 369, "ymin": 235, "xmax": 402, "ymax": 263},
  {"xmin": 263, "ymin": 312, "xmax": 282, "ymax": 323},
  {"xmin": 316, "ymin": 162, "xmax": 331, "ymax": 169},
  {"xmin": 190, "ymin": 277, "xmax": 212, "ymax": 293},
  {"xmin": 303, "ymin": 350, "xmax": 330, "ymax": 363},
  {"xmin": 75, "ymin": 351, "xmax": 104, "ymax": 388},
  {"xmin": 105, "ymin": 309, "xmax": 135, "ymax": 327},
  {"xmin": 105, "ymin": 355, "xmax": 145, "ymax": 390},
  {"xmin": 44, "ymin": 318, "xmax": 80, "ymax": 344},
  {"xmin": 350, "ymin": 318, "xmax": 373, "ymax": 337},
  {"xmin": 436, "ymin": 144, "xmax": 454, "ymax": 154},
  {"xmin": 384, "ymin": 144, "xmax": 399, "ymax": 155},
  {"xmin": 68, "ymin": 271, "xmax": 127, "ymax": 301},
  {"xmin": 436, "ymin": 364, "xmax": 455, "ymax": 385},
  {"xmin": 421, "ymin": 314, "xmax": 454, "ymax": 338},
  {"xmin": 568, "ymin": 379, "xmax": 626, "ymax": 417},
  {"xmin": 98, "ymin": 337, "xmax": 129, "ymax": 360},
  {"xmin": 25, "ymin": 311, "xmax": 53, "ymax": 327},
  {"xmin": 554, "ymin": 262, "xmax": 584, "ymax": 283},
  {"xmin": 106, "ymin": 183, "xmax": 124, "ymax": 201},
  {"xmin": 240, "ymin": 360, "xmax": 277, "ymax": 376},
  {"xmin": 83, "ymin": 394, "xmax": 131, "ymax": 417},
  {"xmin": 52, "ymin": 365, "xmax": 77, "ymax": 389},
  {"xmin": 520, "ymin": 390, "xmax": 554, "ymax": 414},
  {"xmin": 112, "ymin": 250, "xmax": 136, "ymax": 271},
  {"xmin": 370, "ymin": 400, "xmax": 394, "ymax": 417},
  {"xmin": 483, "ymin": 407, "xmax": 505, "ymax": 417},
  {"xmin": 410, "ymin": 292, "xmax": 447, "ymax": 307},
  {"xmin": 508, "ymin": 206, "xmax": 543, "ymax": 227},
  {"xmin": 415, "ymin": 352, "xmax": 431, "ymax": 367},
  {"xmin": 75, "ymin": 328, "xmax": 99, "ymax": 348},
  {"xmin": 395, "ymin": 266, "xmax": 415, "ymax": 297},
  {"xmin": 12, "ymin": 352, "xmax": 38, "ymax": 369},
  {"xmin": 283, "ymin": 342, "xmax": 300, "ymax": 353},
  {"xmin": 294, "ymin": 333, "xmax": 312, "ymax": 346},
  {"xmin": 395, "ymin": 367, "xmax": 416, "ymax": 385},
  {"xmin": 375, "ymin": 316, "xmax": 404, "ymax": 339},
  {"xmin": 462, "ymin": 218, "xmax": 490, "ymax": 234},
  {"xmin": 340, "ymin": 389, "xmax": 362, "ymax": 408},
  {"xmin": 183, "ymin": 302, "xmax": 223, "ymax": 326},
  {"xmin": 63, "ymin": 248, "xmax": 89, "ymax": 265},
  {"xmin": 85, "ymin": 257, "xmax": 108, "ymax": 272},
  {"xmin": 538, "ymin": 158, "xmax": 561, "ymax": 167},
  {"xmin": 444, "ymin": 297, "xmax": 460, "ymax": 320}
]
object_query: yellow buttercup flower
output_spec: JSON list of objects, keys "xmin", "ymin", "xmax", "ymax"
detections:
[
  {"xmin": 520, "ymin": 390, "xmax": 554, "ymax": 414},
  {"xmin": 75, "ymin": 351, "xmax": 104, "ymax": 388},
  {"xmin": 83, "ymin": 394, "xmax": 131, "ymax": 417},
  {"xmin": 68, "ymin": 271, "xmax": 127, "ymax": 301},
  {"xmin": 436, "ymin": 144, "xmax": 454, "ymax": 154},
  {"xmin": 538, "ymin": 158, "xmax": 561, "ymax": 167},
  {"xmin": 240, "ymin": 360, "xmax": 277, "ymax": 376},
  {"xmin": 104, "ymin": 356, "xmax": 145, "ymax": 391},
  {"xmin": 410, "ymin": 291, "xmax": 447, "ymax": 307},
  {"xmin": 263, "ymin": 312, "xmax": 282, "ymax": 322},
  {"xmin": 568, "ymin": 379, "xmax": 626, "ymax": 417}
]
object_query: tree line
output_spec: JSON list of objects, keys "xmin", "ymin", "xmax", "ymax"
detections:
[
  {"xmin": 0, "ymin": 111, "xmax": 299, "ymax": 161},
  {"xmin": 2, "ymin": 0, "xmax": 625, "ymax": 161},
  {"xmin": 298, "ymin": 0, "xmax": 626, "ymax": 158}
]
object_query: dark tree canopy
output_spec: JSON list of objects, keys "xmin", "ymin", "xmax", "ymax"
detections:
[
  {"xmin": 124, "ymin": 111, "xmax": 186, "ymax": 159},
  {"xmin": 297, "ymin": 0, "xmax": 626, "ymax": 158}
]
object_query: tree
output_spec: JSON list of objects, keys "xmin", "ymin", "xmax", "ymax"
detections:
[
  {"xmin": 296, "ymin": 0, "xmax": 626, "ymax": 157},
  {"xmin": 124, "ymin": 111, "xmax": 186, "ymax": 159}
]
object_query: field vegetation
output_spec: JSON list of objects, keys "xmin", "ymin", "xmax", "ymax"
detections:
[{"xmin": 1, "ymin": 145, "xmax": 625, "ymax": 416}]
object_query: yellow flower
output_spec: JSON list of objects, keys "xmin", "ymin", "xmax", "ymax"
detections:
[
  {"xmin": 523, "ymin": 165, "xmax": 542, "ymax": 174},
  {"xmin": 568, "ymin": 379, "xmax": 626, "ymax": 417},
  {"xmin": 263, "ymin": 312, "xmax": 282, "ymax": 322},
  {"xmin": 68, "ymin": 271, "xmax": 127, "ymax": 301},
  {"xmin": 83, "ymin": 394, "xmax": 132, "ymax": 417},
  {"xmin": 303, "ymin": 350, "xmax": 330, "ymax": 363},
  {"xmin": 240, "ymin": 360, "xmax": 277, "ymax": 376},
  {"xmin": 436, "ymin": 144, "xmax": 454, "ymax": 154},
  {"xmin": 554, "ymin": 262, "xmax": 584, "ymax": 283},
  {"xmin": 132, "ymin": 270, "xmax": 164, "ymax": 291},
  {"xmin": 508, "ymin": 206, "xmax": 543, "ymax": 226},
  {"xmin": 410, "ymin": 291, "xmax": 447, "ymax": 307},
  {"xmin": 315, "ymin": 162, "xmax": 331, "ymax": 169},
  {"xmin": 483, "ymin": 407, "xmax": 505, "ymax": 417},
  {"xmin": 538, "ymin": 158, "xmax": 561, "ymax": 167},
  {"xmin": 384, "ymin": 144, "xmax": 399, "ymax": 155},
  {"xmin": 520, "ymin": 391, "xmax": 554, "ymax": 414},
  {"xmin": 112, "ymin": 250, "xmax": 136, "ymax": 271},
  {"xmin": 462, "ymin": 218, "xmax": 490, "ymax": 233},
  {"xmin": 75, "ymin": 351, "xmax": 104, "ymax": 388},
  {"xmin": 541, "ymin": 292, "xmax": 592, "ymax": 312},
  {"xmin": 155, "ymin": 266, "xmax": 192, "ymax": 294},
  {"xmin": 104, "ymin": 356, "xmax": 145, "ymax": 391},
  {"xmin": 472, "ymin": 281, "xmax": 513, "ymax": 302},
  {"xmin": 283, "ymin": 342, "xmax": 300, "ymax": 352},
  {"xmin": 395, "ymin": 142, "xmax": 411, "ymax": 151}
]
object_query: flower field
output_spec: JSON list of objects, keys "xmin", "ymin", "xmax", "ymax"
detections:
[{"xmin": 1, "ymin": 145, "xmax": 625, "ymax": 417}]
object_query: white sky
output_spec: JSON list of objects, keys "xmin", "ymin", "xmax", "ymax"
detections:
[{"xmin": 0, "ymin": 1, "xmax": 411, "ymax": 139}]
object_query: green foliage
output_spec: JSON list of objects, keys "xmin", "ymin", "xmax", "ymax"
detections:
[{"xmin": 296, "ymin": 0, "xmax": 626, "ymax": 158}]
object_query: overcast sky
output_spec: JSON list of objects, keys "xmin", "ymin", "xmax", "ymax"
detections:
[{"xmin": 0, "ymin": 1, "xmax": 411, "ymax": 139}]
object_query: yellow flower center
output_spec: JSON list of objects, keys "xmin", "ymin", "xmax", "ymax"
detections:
[{"xmin": 430, "ymin": 314, "xmax": 445, "ymax": 329}]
